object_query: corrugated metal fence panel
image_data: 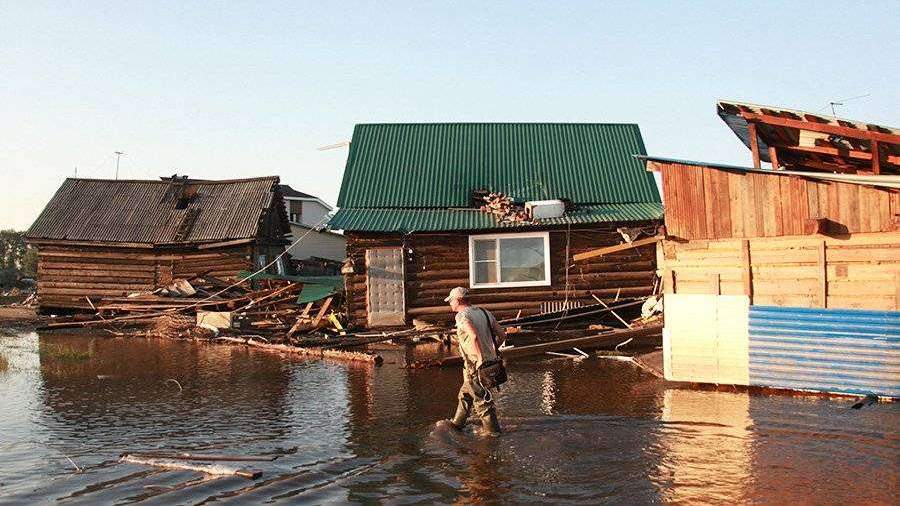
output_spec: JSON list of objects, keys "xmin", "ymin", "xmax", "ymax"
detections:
[{"xmin": 749, "ymin": 305, "xmax": 900, "ymax": 397}]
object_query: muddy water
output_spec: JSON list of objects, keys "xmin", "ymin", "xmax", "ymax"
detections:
[{"xmin": 0, "ymin": 332, "xmax": 896, "ymax": 504}]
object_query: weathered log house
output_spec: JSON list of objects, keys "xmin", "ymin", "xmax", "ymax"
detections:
[
  {"xmin": 26, "ymin": 176, "xmax": 290, "ymax": 311},
  {"xmin": 328, "ymin": 123, "xmax": 664, "ymax": 328},
  {"xmin": 646, "ymin": 100, "xmax": 900, "ymax": 397}
]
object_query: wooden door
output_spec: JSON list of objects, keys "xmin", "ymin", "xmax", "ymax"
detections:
[{"xmin": 365, "ymin": 248, "xmax": 406, "ymax": 326}]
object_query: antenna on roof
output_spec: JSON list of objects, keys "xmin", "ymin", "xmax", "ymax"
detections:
[
  {"xmin": 317, "ymin": 141, "xmax": 350, "ymax": 151},
  {"xmin": 820, "ymin": 93, "xmax": 871, "ymax": 116},
  {"xmin": 114, "ymin": 151, "xmax": 126, "ymax": 179}
]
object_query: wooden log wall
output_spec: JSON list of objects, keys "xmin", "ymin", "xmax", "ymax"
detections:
[
  {"xmin": 345, "ymin": 223, "xmax": 660, "ymax": 327},
  {"xmin": 657, "ymin": 161, "xmax": 900, "ymax": 240},
  {"xmin": 34, "ymin": 243, "xmax": 254, "ymax": 310},
  {"xmin": 659, "ymin": 231, "xmax": 900, "ymax": 311}
]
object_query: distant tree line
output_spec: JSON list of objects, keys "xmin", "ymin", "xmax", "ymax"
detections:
[{"xmin": 0, "ymin": 230, "xmax": 37, "ymax": 287}]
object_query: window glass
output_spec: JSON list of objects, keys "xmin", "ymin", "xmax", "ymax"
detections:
[
  {"xmin": 499, "ymin": 237, "xmax": 546, "ymax": 282},
  {"xmin": 473, "ymin": 239, "xmax": 496, "ymax": 261},
  {"xmin": 474, "ymin": 261, "xmax": 497, "ymax": 284}
]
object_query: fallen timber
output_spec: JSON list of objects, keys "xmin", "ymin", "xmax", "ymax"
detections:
[
  {"xmin": 410, "ymin": 323, "xmax": 663, "ymax": 368},
  {"xmin": 120, "ymin": 454, "xmax": 262, "ymax": 479},
  {"xmin": 215, "ymin": 336, "xmax": 384, "ymax": 365},
  {"xmin": 122, "ymin": 451, "xmax": 279, "ymax": 463},
  {"xmin": 499, "ymin": 298, "xmax": 644, "ymax": 327}
]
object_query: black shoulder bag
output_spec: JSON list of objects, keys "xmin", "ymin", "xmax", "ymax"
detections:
[{"xmin": 477, "ymin": 308, "xmax": 508, "ymax": 389}]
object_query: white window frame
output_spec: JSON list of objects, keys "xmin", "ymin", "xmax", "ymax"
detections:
[{"xmin": 468, "ymin": 231, "xmax": 552, "ymax": 289}]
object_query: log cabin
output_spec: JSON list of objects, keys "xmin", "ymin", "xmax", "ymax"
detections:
[
  {"xmin": 328, "ymin": 123, "xmax": 664, "ymax": 328},
  {"xmin": 26, "ymin": 175, "xmax": 290, "ymax": 312},
  {"xmin": 645, "ymin": 100, "xmax": 900, "ymax": 398}
]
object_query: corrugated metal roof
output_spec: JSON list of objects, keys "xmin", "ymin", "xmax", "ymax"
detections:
[
  {"xmin": 337, "ymin": 123, "xmax": 661, "ymax": 208},
  {"xmin": 27, "ymin": 177, "xmax": 285, "ymax": 245},
  {"xmin": 328, "ymin": 203, "xmax": 663, "ymax": 233}
]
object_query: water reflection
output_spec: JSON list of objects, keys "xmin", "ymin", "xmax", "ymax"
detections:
[
  {"xmin": 0, "ymin": 332, "xmax": 896, "ymax": 504},
  {"xmin": 655, "ymin": 389, "xmax": 752, "ymax": 504}
]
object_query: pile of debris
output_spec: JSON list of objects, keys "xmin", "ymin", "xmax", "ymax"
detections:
[
  {"xmin": 43, "ymin": 275, "xmax": 339, "ymax": 340},
  {"xmin": 478, "ymin": 192, "xmax": 530, "ymax": 223}
]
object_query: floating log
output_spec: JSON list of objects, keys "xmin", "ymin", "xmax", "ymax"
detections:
[
  {"xmin": 120, "ymin": 454, "xmax": 261, "ymax": 479},
  {"xmin": 123, "ymin": 451, "xmax": 277, "ymax": 462},
  {"xmin": 215, "ymin": 336, "xmax": 383, "ymax": 365}
]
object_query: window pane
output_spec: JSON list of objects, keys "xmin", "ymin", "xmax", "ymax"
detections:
[
  {"xmin": 474, "ymin": 261, "xmax": 497, "ymax": 284},
  {"xmin": 473, "ymin": 239, "xmax": 496, "ymax": 261},
  {"xmin": 499, "ymin": 237, "xmax": 546, "ymax": 283}
]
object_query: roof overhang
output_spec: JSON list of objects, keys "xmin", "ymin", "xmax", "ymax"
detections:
[
  {"xmin": 717, "ymin": 100, "xmax": 900, "ymax": 175},
  {"xmin": 640, "ymin": 155, "xmax": 900, "ymax": 190}
]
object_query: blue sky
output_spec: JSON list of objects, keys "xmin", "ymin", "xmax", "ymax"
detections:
[{"xmin": 2, "ymin": 1, "xmax": 897, "ymax": 230}]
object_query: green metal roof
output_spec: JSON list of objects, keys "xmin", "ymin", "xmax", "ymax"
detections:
[
  {"xmin": 336, "ymin": 123, "xmax": 660, "ymax": 208},
  {"xmin": 328, "ymin": 203, "xmax": 663, "ymax": 233}
]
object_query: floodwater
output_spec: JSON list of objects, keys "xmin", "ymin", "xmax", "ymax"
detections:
[{"xmin": 0, "ymin": 332, "xmax": 897, "ymax": 505}]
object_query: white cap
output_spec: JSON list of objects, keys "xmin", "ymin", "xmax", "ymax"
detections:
[{"xmin": 443, "ymin": 286, "xmax": 469, "ymax": 302}]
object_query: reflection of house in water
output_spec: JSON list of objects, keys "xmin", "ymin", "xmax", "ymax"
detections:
[
  {"xmin": 37, "ymin": 335, "xmax": 294, "ymax": 444},
  {"xmin": 655, "ymin": 390, "xmax": 752, "ymax": 504}
]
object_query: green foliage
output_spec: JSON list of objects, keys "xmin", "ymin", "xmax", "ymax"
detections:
[{"xmin": 0, "ymin": 230, "xmax": 36, "ymax": 286}]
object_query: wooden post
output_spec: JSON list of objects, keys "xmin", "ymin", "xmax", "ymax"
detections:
[
  {"xmin": 871, "ymin": 140, "xmax": 881, "ymax": 175},
  {"xmin": 818, "ymin": 241, "xmax": 827, "ymax": 308},
  {"xmin": 708, "ymin": 273, "xmax": 721, "ymax": 295},
  {"xmin": 894, "ymin": 272, "xmax": 900, "ymax": 311},
  {"xmin": 768, "ymin": 146, "xmax": 780, "ymax": 170},
  {"xmin": 664, "ymin": 269, "xmax": 676, "ymax": 294},
  {"xmin": 741, "ymin": 240, "xmax": 753, "ymax": 302},
  {"xmin": 748, "ymin": 122, "xmax": 762, "ymax": 169}
]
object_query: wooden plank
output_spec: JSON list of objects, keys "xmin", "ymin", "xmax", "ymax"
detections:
[
  {"xmin": 896, "ymin": 272, "xmax": 900, "ymax": 310},
  {"xmin": 197, "ymin": 238, "xmax": 254, "ymax": 250},
  {"xmin": 573, "ymin": 235, "xmax": 663, "ymax": 262},
  {"xmin": 748, "ymin": 122, "xmax": 761, "ymax": 168},
  {"xmin": 779, "ymin": 143, "xmax": 899, "ymax": 165},
  {"xmin": 768, "ymin": 146, "xmax": 780, "ymax": 169},
  {"xmin": 728, "ymin": 170, "xmax": 744, "ymax": 238},
  {"xmin": 312, "ymin": 297, "xmax": 333, "ymax": 326},
  {"xmin": 872, "ymin": 140, "xmax": 881, "ymax": 175},
  {"xmin": 741, "ymin": 240, "xmax": 752, "ymax": 302},
  {"xmin": 708, "ymin": 273, "xmax": 721, "ymax": 295},
  {"xmin": 818, "ymin": 241, "xmax": 827, "ymax": 308},
  {"xmin": 739, "ymin": 111, "xmax": 900, "ymax": 145}
]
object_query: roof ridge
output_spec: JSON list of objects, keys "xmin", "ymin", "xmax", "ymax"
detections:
[
  {"xmin": 354, "ymin": 122, "xmax": 640, "ymax": 127},
  {"xmin": 66, "ymin": 176, "xmax": 280, "ymax": 184}
]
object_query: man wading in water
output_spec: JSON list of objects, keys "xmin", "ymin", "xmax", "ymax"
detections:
[{"xmin": 442, "ymin": 287, "xmax": 506, "ymax": 436}]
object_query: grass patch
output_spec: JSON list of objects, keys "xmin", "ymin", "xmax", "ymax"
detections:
[{"xmin": 40, "ymin": 343, "xmax": 94, "ymax": 361}]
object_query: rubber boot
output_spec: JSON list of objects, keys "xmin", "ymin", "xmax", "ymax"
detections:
[
  {"xmin": 448, "ymin": 405, "xmax": 468, "ymax": 431},
  {"xmin": 480, "ymin": 411, "xmax": 501, "ymax": 436}
]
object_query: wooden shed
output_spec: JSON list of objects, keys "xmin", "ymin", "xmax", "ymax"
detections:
[
  {"xmin": 328, "ymin": 123, "xmax": 664, "ymax": 328},
  {"xmin": 644, "ymin": 100, "xmax": 900, "ymax": 398},
  {"xmin": 26, "ymin": 176, "xmax": 290, "ymax": 311}
]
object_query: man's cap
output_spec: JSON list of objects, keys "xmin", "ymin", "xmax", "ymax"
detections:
[{"xmin": 444, "ymin": 286, "xmax": 469, "ymax": 302}]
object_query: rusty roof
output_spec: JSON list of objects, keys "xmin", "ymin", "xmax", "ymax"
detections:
[{"xmin": 27, "ymin": 176, "xmax": 287, "ymax": 246}]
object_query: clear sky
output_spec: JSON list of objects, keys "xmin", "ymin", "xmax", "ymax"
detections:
[{"xmin": 2, "ymin": 1, "xmax": 897, "ymax": 230}]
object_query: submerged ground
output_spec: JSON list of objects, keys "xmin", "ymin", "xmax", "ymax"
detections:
[{"xmin": 0, "ymin": 331, "xmax": 896, "ymax": 504}]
